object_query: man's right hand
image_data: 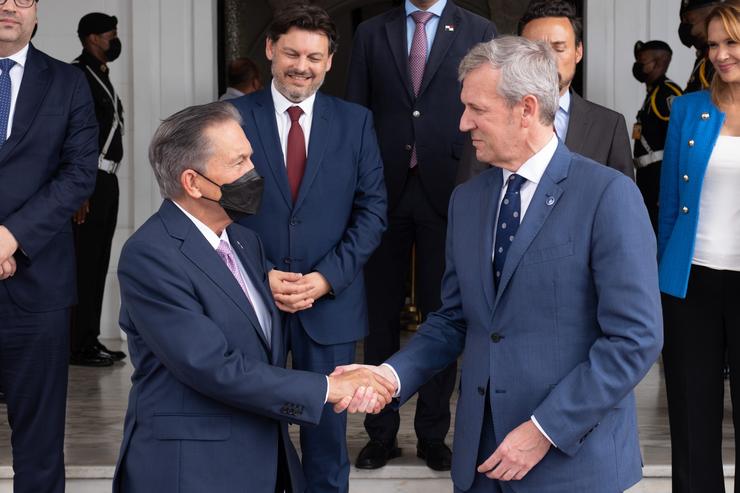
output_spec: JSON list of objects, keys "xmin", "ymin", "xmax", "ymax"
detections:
[
  {"xmin": 330, "ymin": 364, "xmax": 399, "ymax": 414},
  {"xmin": 268, "ymin": 269, "xmax": 314, "ymax": 313},
  {"xmin": 0, "ymin": 255, "xmax": 16, "ymax": 280},
  {"xmin": 72, "ymin": 200, "xmax": 91, "ymax": 225},
  {"xmin": 327, "ymin": 367, "xmax": 397, "ymax": 414}
]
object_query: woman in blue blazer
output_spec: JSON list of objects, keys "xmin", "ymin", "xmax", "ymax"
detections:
[{"xmin": 658, "ymin": 5, "xmax": 740, "ymax": 492}]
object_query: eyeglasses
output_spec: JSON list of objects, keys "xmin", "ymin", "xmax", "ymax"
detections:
[{"xmin": 0, "ymin": 0, "xmax": 36, "ymax": 8}]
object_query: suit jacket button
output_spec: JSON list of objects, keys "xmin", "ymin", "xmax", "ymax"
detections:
[
  {"xmin": 404, "ymin": 144, "xmax": 412, "ymax": 151},
  {"xmin": 682, "ymin": 206, "xmax": 689, "ymax": 214},
  {"xmin": 412, "ymin": 110, "xmax": 421, "ymax": 118},
  {"xmin": 477, "ymin": 386, "xmax": 485, "ymax": 396},
  {"xmin": 290, "ymin": 218, "xmax": 298, "ymax": 226},
  {"xmin": 683, "ymin": 174, "xmax": 689, "ymax": 182},
  {"xmin": 490, "ymin": 333, "xmax": 502, "ymax": 343},
  {"xmin": 688, "ymin": 139, "xmax": 695, "ymax": 147},
  {"xmin": 283, "ymin": 257, "xmax": 291, "ymax": 264}
]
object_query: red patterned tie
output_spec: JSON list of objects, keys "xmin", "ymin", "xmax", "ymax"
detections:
[
  {"xmin": 286, "ymin": 106, "xmax": 306, "ymax": 203},
  {"xmin": 408, "ymin": 10, "xmax": 434, "ymax": 169}
]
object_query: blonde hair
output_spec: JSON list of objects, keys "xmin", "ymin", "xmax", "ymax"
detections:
[{"xmin": 706, "ymin": 4, "xmax": 740, "ymax": 105}]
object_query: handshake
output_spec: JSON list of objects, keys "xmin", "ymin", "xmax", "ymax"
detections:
[{"xmin": 326, "ymin": 364, "xmax": 398, "ymax": 415}]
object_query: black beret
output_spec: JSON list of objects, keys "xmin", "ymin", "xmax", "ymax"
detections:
[
  {"xmin": 634, "ymin": 40, "xmax": 673, "ymax": 58},
  {"xmin": 77, "ymin": 12, "xmax": 117, "ymax": 37}
]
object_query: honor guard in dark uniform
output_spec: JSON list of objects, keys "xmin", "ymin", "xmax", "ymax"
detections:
[
  {"xmin": 632, "ymin": 40, "xmax": 682, "ymax": 232},
  {"xmin": 70, "ymin": 13, "xmax": 126, "ymax": 366},
  {"xmin": 679, "ymin": 0, "xmax": 721, "ymax": 92}
]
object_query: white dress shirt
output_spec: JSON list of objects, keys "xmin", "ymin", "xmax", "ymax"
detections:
[
  {"xmin": 173, "ymin": 202, "xmax": 273, "ymax": 341},
  {"xmin": 219, "ymin": 86, "xmax": 245, "ymax": 101},
  {"xmin": 554, "ymin": 90, "xmax": 571, "ymax": 143},
  {"xmin": 1, "ymin": 44, "xmax": 29, "ymax": 140},
  {"xmin": 271, "ymin": 80, "xmax": 315, "ymax": 165},
  {"xmin": 405, "ymin": 0, "xmax": 447, "ymax": 59}
]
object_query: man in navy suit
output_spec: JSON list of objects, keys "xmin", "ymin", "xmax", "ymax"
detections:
[
  {"xmin": 114, "ymin": 102, "xmax": 393, "ymax": 493},
  {"xmin": 345, "ymin": 0, "xmax": 495, "ymax": 471},
  {"xmin": 231, "ymin": 6, "xmax": 387, "ymax": 491},
  {"xmin": 0, "ymin": 1, "xmax": 99, "ymax": 491},
  {"xmin": 338, "ymin": 37, "xmax": 662, "ymax": 492}
]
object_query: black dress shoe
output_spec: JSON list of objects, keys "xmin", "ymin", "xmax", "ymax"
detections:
[
  {"xmin": 417, "ymin": 440, "xmax": 452, "ymax": 471},
  {"xmin": 355, "ymin": 440, "xmax": 402, "ymax": 469},
  {"xmin": 70, "ymin": 347, "xmax": 114, "ymax": 367},
  {"xmin": 95, "ymin": 341, "xmax": 126, "ymax": 361}
]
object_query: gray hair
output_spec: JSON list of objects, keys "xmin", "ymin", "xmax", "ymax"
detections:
[
  {"xmin": 458, "ymin": 36, "xmax": 559, "ymax": 125},
  {"xmin": 148, "ymin": 102, "xmax": 242, "ymax": 199}
]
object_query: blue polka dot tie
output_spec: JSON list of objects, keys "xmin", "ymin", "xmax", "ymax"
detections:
[
  {"xmin": 0, "ymin": 58, "xmax": 16, "ymax": 148},
  {"xmin": 493, "ymin": 174, "xmax": 526, "ymax": 289}
]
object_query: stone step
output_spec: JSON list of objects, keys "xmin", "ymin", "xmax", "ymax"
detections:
[{"xmin": 1, "ymin": 463, "xmax": 734, "ymax": 493}]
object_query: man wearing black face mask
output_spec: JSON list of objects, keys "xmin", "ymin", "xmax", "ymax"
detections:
[
  {"xmin": 632, "ymin": 40, "xmax": 682, "ymax": 233},
  {"xmin": 69, "ymin": 12, "xmax": 126, "ymax": 366},
  {"xmin": 679, "ymin": 0, "xmax": 720, "ymax": 93}
]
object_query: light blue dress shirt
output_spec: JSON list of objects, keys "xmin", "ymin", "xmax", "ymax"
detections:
[
  {"xmin": 554, "ymin": 90, "xmax": 571, "ymax": 142},
  {"xmin": 405, "ymin": 0, "xmax": 447, "ymax": 59}
]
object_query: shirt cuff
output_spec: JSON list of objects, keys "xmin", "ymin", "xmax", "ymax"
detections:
[
  {"xmin": 531, "ymin": 415, "xmax": 557, "ymax": 448},
  {"xmin": 324, "ymin": 376, "xmax": 330, "ymax": 404},
  {"xmin": 381, "ymin": 363, "xmax": 401, "ymax": 398}
]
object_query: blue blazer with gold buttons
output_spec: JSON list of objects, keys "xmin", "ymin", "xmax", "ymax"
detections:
[{"xmin": 658, "ymin": 90, "xmax": 725, "ymax": 298}]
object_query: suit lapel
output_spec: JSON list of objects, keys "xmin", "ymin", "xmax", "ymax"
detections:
[
  {"xmin": 251, "ymin": 89, "xmax": 293, "ymax": 208},
  {"xmin": 228, "ymin": 225, "xmax": 282, "ymax": 362},
  {"xmin": 294, "ymin": 93, "xmax": 331, "ymax": 210},
  {"xmin": 385, "ymin": 8, "xmax": 414, "ymax": 101},
  {"xmin": 417, "ymin": 3, "xmax": 461, "ymax": 98},
  {"xmin": 160, "ymin": 201, "xmax": 270, "ymax": 352},
  {"xmin": 0, "ymin": 44, "xmax": 51, "ymax": 164},
  {"xmin": 493, "ymin": 145, "xmax": 569, "ymax": 308},
  {"xmin": 564, "ymin": 91, "xmax": 589, "ymax": 154},
  {"xmin": 479, "ymin": 169, "xmax": 502, "ymax": 313}
]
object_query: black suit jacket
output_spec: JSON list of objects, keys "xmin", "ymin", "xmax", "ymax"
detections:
[
  {"xmin": 0, "ymin": 44, "xmax": 98, "ymax": 311},
  {"xmin": 457, "ymin": 90, "xmax": 634, "ymax": 184},
  {"xmin": 346, "ymin": 1, "xmax": 496, "ymax": 216}
]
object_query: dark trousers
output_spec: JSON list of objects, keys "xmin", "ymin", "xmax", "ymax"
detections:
[
  {"xmin": 363, "ymin": 173, "xmax": 456, "ymax": 445},
  {"xmin": 662, "ymin": 265, "xmax": 740, "ymax": 493},
  {"xmin": 0, "ymin": 287, "xmax": 69, "ymax": 493},
  {"xmin": 636, "ymin": 161, "xmax": 661, "ymax": 234},
  {"xmin": 71, "ymin": 170, "xmax": 119, "ymax": 351},
  {"xmin": 287, "ymin": 316, "xmax": 355, "ymax": 493}
]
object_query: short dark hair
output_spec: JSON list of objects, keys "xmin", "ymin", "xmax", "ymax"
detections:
[
  {"xmin": 267, "ymin": 3, "xmax": 338, "ymax": 55},
  {"xmin": 518, "ymin": 0, "xmax": 583, "ymax": 45},
  {"xmin": 227, "ymin": 57, "xmax": 260, "ymax": 87}
]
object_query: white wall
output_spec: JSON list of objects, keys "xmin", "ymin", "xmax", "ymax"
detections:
[
  {"xmin": 585, "ymin": 0, "xmax": 696, "ymax": 129},
  {"xmin": 34, "ymin": 0, "xmax": 218, "ymax": 339}
]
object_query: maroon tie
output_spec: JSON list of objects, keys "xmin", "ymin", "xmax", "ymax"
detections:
[
  {"xmin": 286, "ymin": 106, "xmax": 306, "ymax": 203},
  {"xmin": 408, "ymin": 11, "xmax": 434, "ymax": 169}
]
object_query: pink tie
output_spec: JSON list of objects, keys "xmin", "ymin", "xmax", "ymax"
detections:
[
  {"xmin": 216, "ymin": 240, "xmax": 251, "ymax": 302},
  {"xmin": 408, "ymin": 11, "xmax": 434, "ymax": 169}
]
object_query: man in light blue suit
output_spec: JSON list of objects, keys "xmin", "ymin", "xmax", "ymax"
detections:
[
  {"xmin": 114, "ymin": 103, "xmax": 394, "ymax": 493},
  {"xmin": 337, "ymin": 36, "xmax": 662, "ymax": 492},
  {"xmin": 231, "ymin": 4, "xmax": 387, "ymax": 492}
]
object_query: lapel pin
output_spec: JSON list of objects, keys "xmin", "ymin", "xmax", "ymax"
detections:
[
  {"xmin": 546, "ymin": 196, "xmax": 555, "ymax": 206},
  {"xmin": 444, "ymin": 25, "xmax": 455, "ymax": 32}
]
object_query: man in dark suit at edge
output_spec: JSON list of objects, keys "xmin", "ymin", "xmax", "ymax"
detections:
[{"xmin": 345, "ymin": 0, "xmax": 495, "ymax": 471}]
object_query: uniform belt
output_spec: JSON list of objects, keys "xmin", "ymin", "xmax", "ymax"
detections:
[
  {"xmin": 634, "ymin": 150, "xmax": 663, "ymax": 168},
  {"xmin": 98, "ymin": 158, "xmax": 120, "ymax": 174}
]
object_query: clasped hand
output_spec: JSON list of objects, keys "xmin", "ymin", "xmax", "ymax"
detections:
[
  {"xmin": 327, "ymin": 364, "xmax": 398, "ymax": 414},
  {"xmin": 268, "ymin": 269, "xmax": 330, "ymax": 313},
  {"xmin": 0, "ymin": 226, "xmax": 19, "ymax": 280}
]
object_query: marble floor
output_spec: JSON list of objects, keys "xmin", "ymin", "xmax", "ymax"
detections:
[{"xmin": 0, "ymin": 336, "xmax": 737, "ymax": 486}]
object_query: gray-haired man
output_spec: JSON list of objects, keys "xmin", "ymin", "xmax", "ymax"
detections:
[{"xmin": 335, "ymin": 36, "xmax": 662, "ymax": 493}]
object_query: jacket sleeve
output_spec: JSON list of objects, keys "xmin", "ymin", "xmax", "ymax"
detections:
[
  {"xmin": 531, "ymin": 175, "xmax": 663, "ymax": 456},
  {"xmin": 312, "ymin": 110, "xmax": 387, "ymax": 295},
  {"xmin": 657, "ymin": 96, "xmax": 685, "ymax": 261},
  {"xmin": 4, "ymin": 69, "xmax": 98, "ymax": 260},
  {"xmin": 118, "ymin": 238, "xmax": 328, "ymax": 427},
  {"xmin": 344, "ymin": 25, "xmax": 370, "ymax": 107},
  {"xmin": 607, "ymin": 113, "xmax": 636, "ymax": 181}
]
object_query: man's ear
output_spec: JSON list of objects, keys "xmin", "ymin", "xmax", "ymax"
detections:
[
  {"xmin": 180, "ymin": 169, "xmax": 203, "ymax": 199},
  {"xmin": 520, "ymin": 94, "xmax": 538, "ymax": 127}
]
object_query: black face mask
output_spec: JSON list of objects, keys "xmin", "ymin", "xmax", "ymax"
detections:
[
  {"xmin": 105, "ymin": 38, "xmax": 122, "ymax": 62},
  {"xmin": 678, "ymin": 22, "xmax": 698, "ymax": 48},
  {"xmin": 196, "ymin": 168, "xmax": 264, "ymax": 221},
  {"xmin": 632, "ymin": 62, "xmax": 649, "ymax": 83}
]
